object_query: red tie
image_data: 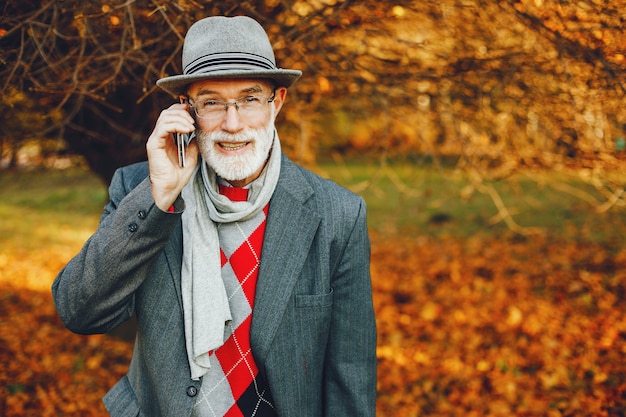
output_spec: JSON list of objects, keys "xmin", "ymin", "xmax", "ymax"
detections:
[{"xmin": 218, "ymin": 184, "xmax": 249, "ymax": 202}]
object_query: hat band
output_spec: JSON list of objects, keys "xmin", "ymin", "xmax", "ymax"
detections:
[{"xmin": 184, "ymin": 52, "xmax": 276, "ymax": 75}]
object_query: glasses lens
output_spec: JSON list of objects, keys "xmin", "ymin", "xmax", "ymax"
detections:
[{"xmin": 193, "ymin": 94, "xmax": 272, "ymax": 119}]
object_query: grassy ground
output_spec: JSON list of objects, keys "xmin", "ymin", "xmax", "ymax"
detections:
[
  {"xmin": 1, "ymin": 161, "xmax": 624, "ymax": 291},
  {"xmin": 316, "ymin": 159, "xmax": 626, "ymax": 245},
  {"xmin": 0, "ymin": 168, "xmax": 106, "ymax": 290}
]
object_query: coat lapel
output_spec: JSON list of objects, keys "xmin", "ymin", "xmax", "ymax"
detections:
[
  {"xmin": 164, "ymin": 222, "xmax": 184, "ymax": 310},
  {"xmin": 251, "ymin": 156, "xmax": 321, "ymax": 361}
]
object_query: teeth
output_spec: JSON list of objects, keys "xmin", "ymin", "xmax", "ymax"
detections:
[{"xmin": 220, "ymin": 142, "xmax": 247, "ymax": 151}]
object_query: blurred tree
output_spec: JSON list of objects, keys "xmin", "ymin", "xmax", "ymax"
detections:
[
  {"xmin": 0, "ymin": 86, "xmax": 63, "ymax": 167},
  {"xmin": 0, "ymin": 0, "xmax": 624, "ymax": 193},
  {"xmin": 1, "ymin": 0, "xmax": 388, "ymax": 179}
]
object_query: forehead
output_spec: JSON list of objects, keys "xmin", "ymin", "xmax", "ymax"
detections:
[{"xmin": 187, "ymin": 78, "xmax": 272, "ymax": 97}]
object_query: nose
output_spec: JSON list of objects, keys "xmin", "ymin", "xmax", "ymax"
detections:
[{"xmin": 220, "ymin": 104, "xmax": 244, "ymax": 133}]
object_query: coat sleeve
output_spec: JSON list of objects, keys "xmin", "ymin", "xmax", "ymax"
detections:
[
  {"xmin": 324, "ymin": 197, "xmax": 377, "ymax": 416},
  {"xmin": 52, "ymin": 165, "xmax": 183, "ymax": 335}
]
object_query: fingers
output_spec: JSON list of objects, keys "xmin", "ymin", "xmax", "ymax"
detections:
[
  {"xmin": 149, "ymin": 103, "xmax": 195, "ymax": 146},
  {"xmin": 146, "ymin": 103, "xmax": 199, "ymax": 211}
]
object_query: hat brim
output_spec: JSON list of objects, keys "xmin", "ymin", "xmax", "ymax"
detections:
[{"xmin": 156, "ymin": 69, "xmax": 302, "ymax": 97}]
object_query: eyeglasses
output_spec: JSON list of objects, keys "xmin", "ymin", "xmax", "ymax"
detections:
[{"xmin": 189, "ymin": 92, "xmax": 275, "ymax": 120}]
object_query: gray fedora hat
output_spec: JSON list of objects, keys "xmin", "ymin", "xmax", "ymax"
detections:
[{"xmin": 157, "ymin": 16, "xmax": 302, "ymax": 96}]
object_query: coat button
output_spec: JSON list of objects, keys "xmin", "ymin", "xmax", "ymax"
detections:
[
  {"xmin": 137, "ymin": 210, "xmax": 147, "ymax": 219},
  {"xmin": 186, "ymin": 386, "xmax": 198, "ymax": 397},
  {"xmin": 128, "ymin": 222, "xmax": 138, "ymax": 232}
]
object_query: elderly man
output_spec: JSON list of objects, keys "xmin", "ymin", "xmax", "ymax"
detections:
[{"xmin": 53, "ymin": 15, "xmax": 376, "ymax": 417}]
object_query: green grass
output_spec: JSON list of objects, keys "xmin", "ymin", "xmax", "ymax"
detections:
[
  {"xmin": 0, "ymin": 167, "xmax": 107, "ymax": 253},
  {"xmin": 0, "ymin": 167, "xmax": 107, "ymax": 214},
  {"xmin": 315, "ymin": 160, "xmax": 626, "ymax": 245},
  {"xmin": 1, "ymin": 162, "xmax": 624, "ymax": 256}
]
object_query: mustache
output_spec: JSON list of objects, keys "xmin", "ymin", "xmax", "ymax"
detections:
[{"xmin": 196, "ymin": 129, "xmax": 257, "ymax": 143}]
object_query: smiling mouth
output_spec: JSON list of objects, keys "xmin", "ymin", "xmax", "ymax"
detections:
[{"xmin": 218, "ymin": 142, "xmax": 249, "ymax": 151}]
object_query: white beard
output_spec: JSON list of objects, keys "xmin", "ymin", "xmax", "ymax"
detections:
[{"xmin": 196, "ymin": 112, "xmax": 276, "ymax": 182}]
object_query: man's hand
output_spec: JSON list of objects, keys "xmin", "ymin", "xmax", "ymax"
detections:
[{"xmin": 146, "ymin": 102, "xmax": 199, "ymax": 211}]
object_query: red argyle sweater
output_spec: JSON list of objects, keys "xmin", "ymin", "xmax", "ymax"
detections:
[{"xmin": 192, "ymin": 186, "xmax": 276, "ymax": 417}]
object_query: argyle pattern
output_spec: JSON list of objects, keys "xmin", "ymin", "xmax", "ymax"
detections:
[{"xmin": 192, "ymin": 186, "xmax": 276, "ymax": 417}]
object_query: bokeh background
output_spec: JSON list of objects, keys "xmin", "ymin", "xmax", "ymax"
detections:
[{"xmin": 1, "ymin": 1, "xmax": 625, "ymax": 415}]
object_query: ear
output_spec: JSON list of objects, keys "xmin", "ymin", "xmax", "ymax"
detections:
[{"xmin": 272, "ymin": 86, "xmax": 288, "ymax": 117}]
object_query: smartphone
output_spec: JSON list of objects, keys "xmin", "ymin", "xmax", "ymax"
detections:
[{"xmin": 176, "ymin": 96, "xmax": 195, "ymax": 167}]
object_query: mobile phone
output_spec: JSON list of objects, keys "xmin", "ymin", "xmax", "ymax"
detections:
[{"xmin": 176, "ymin": 96, "xmax": 195, "ymax": 167}]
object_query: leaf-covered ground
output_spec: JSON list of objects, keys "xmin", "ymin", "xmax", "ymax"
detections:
[
  {"xmin": 373, "ymin": 235, "xmax": 626, "ymax": 416},
  {"xmin": 1, "ymin": 234, "xmax": 625, "ymax": 416}
]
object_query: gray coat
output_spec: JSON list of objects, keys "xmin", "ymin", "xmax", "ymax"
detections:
[{"xmin": 52, "ymin": 154, "xmax": 377, "ymax": 417}]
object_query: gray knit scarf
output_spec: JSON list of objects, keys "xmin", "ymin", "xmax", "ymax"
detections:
[{"xmin": 180, "ymin": 133, "xmax": 281, "ymax": 381}]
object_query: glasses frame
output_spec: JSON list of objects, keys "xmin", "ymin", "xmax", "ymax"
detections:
[{"xmin": 188, "ymin": 91, "xmax": 276, "ymax": 120}]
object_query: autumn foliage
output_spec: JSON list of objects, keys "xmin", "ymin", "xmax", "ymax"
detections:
[
  {"xmin": 0, "ymin": 287, "xmax": 129, "ymax": 416},
  {"xmin": 373, "ymin": 235, "xmax": 626, "ymax": 416},
  {"xmin": 1, "ymin": 233, "xmax": 625, "ymax": 416},
  {"xmin": 2, "ymin": 0, "xmax": 626, "ymax": 182}
]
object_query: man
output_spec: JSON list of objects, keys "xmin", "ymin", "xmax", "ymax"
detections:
[{"xmin": 52, "ymin": 15, "xmax": 376, "ymax": 417}]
